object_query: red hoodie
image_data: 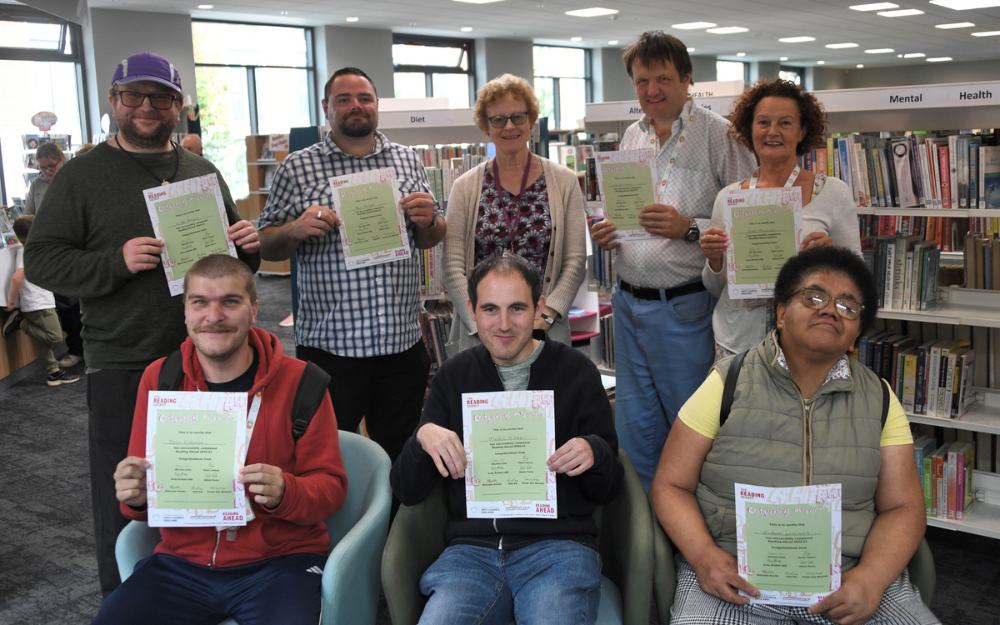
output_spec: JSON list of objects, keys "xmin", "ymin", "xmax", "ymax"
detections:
[{"xmin": 122, "ymin": 326, "xmax": 348, "ymax": 568}]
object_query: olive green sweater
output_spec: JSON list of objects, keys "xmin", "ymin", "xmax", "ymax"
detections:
[{"xmin": 24, "ymin": 142, "xmax": 260, "ymax": 370}]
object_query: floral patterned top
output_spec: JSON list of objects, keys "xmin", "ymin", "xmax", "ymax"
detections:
[{"xmin": 475, "ymin": 170, "xmax": 552, "ymax": 276}]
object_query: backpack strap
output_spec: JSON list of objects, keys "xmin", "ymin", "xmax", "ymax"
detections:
[
  {"xmin": 291, "ymin": 361, "xmax": 332, "ymax": 440},
  {"xmin": 880, "ymin": 378, "xmax": 890, "ymax": 429},
  {"xmin": 720, "ymin": 350, "xmax": 749, "ymax": 428},
  {"xmin": 157, "ymin": 350, "xmax": 185, "ymax": 391}
]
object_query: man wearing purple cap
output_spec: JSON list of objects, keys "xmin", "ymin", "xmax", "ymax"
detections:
[{"xmin": 24, "ymin": 51, "xmax": 262, "ymax": 596}]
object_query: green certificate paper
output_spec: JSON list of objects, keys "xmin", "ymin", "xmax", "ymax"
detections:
[
  {"xmin": 463, "ymin": 391, "xmax": 557, "ymax": 519},
  {"xmin": 724, "ymin": 187, "xmax": 803, "ymax": 299},
  {"xmin": 595, "ymin": 149, "xmax": 657, "ymax": 241},
  {"xmin": 330, "ymin": 168, "xmax": 411, "ymax": 270},
  {"xmin": 735, "ymin": 483, "xmax": 842, "ymax": 607},
  {"xmin": 144, "ymin": 173, "xmax": 238, "ymax": 297},
  {"xmin": 145, "ymin": 391, "xmax": 248, "ymax": 527}
]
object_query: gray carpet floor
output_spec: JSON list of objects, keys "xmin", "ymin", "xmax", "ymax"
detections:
[{"xmin": 1, "ymin": 274, "xmax": 998, "ymax": 624}]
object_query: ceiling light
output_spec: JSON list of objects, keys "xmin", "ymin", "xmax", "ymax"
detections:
[
  {"xmin": 903, "ymin": 52, "xmax": 925, "ymax": 58},
  {"xmin": 778, "ymin": 36, "xmax": 816, "ymax": 43},
  {"xmin": 461, "ymin": 27, "xmax": 473, "ymax": 31},
  {"xmin": 826, "ymin": 42, "xmax": 859, "ymax": 48},
  {"xmin": 707, "ymin": 26, "xmax": 749, "ymax": 34},
  {"xmin": 780, "ymin": 56, "xmax": 788, "ymax": 61},
  {"xmin": 608, "ymin": 40, "xmax": 618, "ymax": 44},
  {"xmin": 935, "ymin": 22, "xmax": 975, "ymax": 28},
  {"xmin": 571, "ymin": 37, "xmax": 583, "ymax": 42},
  {"xmin": 849, "ymin": 2, "xmax": 898, "ymax": 10},
  {"xmin": 346, "ymin": 17, "xmax": 359, "ymax": 22},
  {"xmin": 672, "ymin": 22, "xmax": 716, "ymax": 29},
  {"xmin": 857, "ymin": 64, "xmax": 864, "ymax": 67},
  {"xmin": 865, "ymin": 48, "xmax": 895, "ymax": 53},
  {"xmin": 687, "ymin": 47, "xmax": 695, "ymax": 52},
  {"xmin": 878, "ymin": 8, "xmax": 925, "ymax": 16},
  {"xmin": 736, "ymin": 52, "xmax": 746, "ymax": 56},
  {"xmin": 817, "ymin": 60, "xmax": 825, "ymax": 64},
  {"xmin": 930, "ymin": 0, "xmax": 1000, "ymax": 9},
  {"xmin": 898, "ymin": 54, "xmax": 903, "ymax": 57},
  {"xmin": 280, "ymin": 11, "xmax": 288, "ymax": 15},
  {"xmin": 565, "ymin": 7, "xmax": 619, "ymax": 17},
  {"xmin": 451, "ymin": 0, "xmax": 507, "ymax": 4},
  {"xmin": 197, "ymin": 4, "xmax": 212, "ymax": 8},
  {"xmin": 972, "ymin": 30, "xmax": 1000, "ymax": 36},
  {"xmin": 927, "ymin": 57, "xmax": 953, "ymax": 62}
]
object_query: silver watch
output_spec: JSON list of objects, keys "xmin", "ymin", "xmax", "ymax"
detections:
[{"xmin": 540, "ymin": 313, "xmax": 556, "ymax": 326}]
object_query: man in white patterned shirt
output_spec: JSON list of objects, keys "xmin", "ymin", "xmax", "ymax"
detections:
[
  {"xmin": 591, "ymin": 32, "xmax": 756, "ymax": 491},
  {"xmin": 258, "ymin": 67, "xmax": 447, "ymax": 465}
]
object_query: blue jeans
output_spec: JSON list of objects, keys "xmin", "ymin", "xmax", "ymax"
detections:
[
  {"xmin": 612, "ymin": 284, "xmax": 715, "ymax": 492},
  {"xmin": 418, "ymin": 540, "xmax": 603, "ymax": 625}
]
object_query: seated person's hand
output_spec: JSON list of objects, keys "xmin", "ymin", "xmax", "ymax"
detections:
[
  {"xmin": 240, "ymin": 463, "xmax": 286, "ymax": 509},
  {"xmin": 547, "ymin": 438, "xmax": 593, "ymax": 476},
  {"xmin": 689, "ymin": 545, "xmax": 759, "ymax": 605},
  {"xmin": 700, "ymin": 226, "xmax": 728, "ymax": 272},
  {"xmin": 114, "ymin": 456, "xmax": 151, "ymax": 509},
  {"xmin": 417, "ymin": 423, "xmax": 466, "ymax": 479},
  {"xmin": 800, "ymin": 231, "xmax": 834, "ymax": 253},
  {"xmin": 808, "ymin": 567, "xmax": 883, "ymax": 625}
]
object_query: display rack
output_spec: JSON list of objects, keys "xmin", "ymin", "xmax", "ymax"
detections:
[{"xmin": 238, "ymin": 134, "xmax": 290, "ymax": 275}]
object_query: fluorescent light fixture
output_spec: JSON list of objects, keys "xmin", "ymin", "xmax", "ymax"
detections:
[
  {"xmin": 930, "ymin": 0, "xmax": 1000, "ymax": 8},
  {"xmin": 608, "ymin": 40, "xmax": 618, "ymax": 44},
  {"xmin": 857, "ymin": 64, "xmax": 865, "ymax": 67},
  {"xmin": 565, "ymin": 7, "xmax": 619, "ymax": 17},
  {"xmin": 736, "ymin": 52, "xmax": 746, "ymax": 56},
  {"xmin": 972, "ymin": 30, "xmax": 1000, "ymax": 36},
  {"xmin": 878, "ymin": 8, "xmax": 924, "ymax": 16},
  {"xmin": 571, "ymin": 37, "xmax": 583, "ymax": 42},
  {"xmin": 935, "ymin": 22, "xmax": 975, "ymax": 28},
  {"xmin": 461, "ymin": 27, "xmax": 473, "ymax": 31},
  {"xmin": 687, "ymin": 47, "xmax": 695, "ymax": 51},
  {"xmin": 451, "ymin": 0, "xmax": 507, "ymax": 4},
  {"xmin": 346, "ymin": 17, "xmax": 359, "ymax": 22},
  {"xmin": 672, "ymin": 21, "xmax": 716, "ymax": 29},
  {"xmin": 825, "ymin": 42, "xmax": 859, "ymax": 48},
  {"xmin": 707, "ymin": 26, "xmax": 749, "ymax": 34},
  {"xmin": 197, "ymin": 4, "xmax": 212, "ymax": 8},
  {"xmin": 927, "ymin": 57, "xmax": 953, "ymax": 62},
  {"xmin": 778, "ymin": 36, "xmax": 816, "ymax": 43},
  {"xmin": 817, "ymin": 60, "xmax": 825, "ymax": 64},
  {"xmin": 280, "ymin": 11, "xmax": 288, "ymax": 15},
  {"xmin": 849, "ymin": 2, "xmax": 898, "ymax": 10},
  {"xmin": 903, "ymin": 52, "xmax": 925, "ymax": 58},
  {"xmin": 865, "ymin": 48, "xmax": 895, "ymax": 53},
  {"xmin": 780, "ymin": 56, "xmax": 788, "ymax": 60}
]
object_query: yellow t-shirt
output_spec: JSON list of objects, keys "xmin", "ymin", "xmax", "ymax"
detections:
[{"xmin": 678, "ymin": 370, "xmax": 913, "ymax": 447}]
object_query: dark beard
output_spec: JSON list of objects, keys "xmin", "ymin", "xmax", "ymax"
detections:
[
  {"xmin": 339, "ymin": 115, "xmax": 374, "ymax": 138},
  {"xmin": 118, "ymin": 114, "xmax": 176, "ymax": 149}
]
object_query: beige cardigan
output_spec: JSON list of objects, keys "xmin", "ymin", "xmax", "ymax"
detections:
[{"xmin": 443, "ymin": 156, "xmax": 588, "ymax": 353}]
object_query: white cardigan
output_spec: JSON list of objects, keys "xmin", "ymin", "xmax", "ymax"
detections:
[{"xmin": 443, "ymin": 156, "xmax": 588, "ymax": 353}]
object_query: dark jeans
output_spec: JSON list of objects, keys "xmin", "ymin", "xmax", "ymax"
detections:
[
  {"xmin": 55, "ymin": 297, "xmax": 83, "ymax": 357},
  {"xmin": 296, "ymin": 341, "xmax": 430, "ymax": 464},
  {"xmin": 87, "ymin": 369, "xmax": 145, "ymax": 597}
]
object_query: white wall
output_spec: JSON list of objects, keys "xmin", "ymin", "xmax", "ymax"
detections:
[
  {"xmin": 593, "ymin": 46, "xmax": 634, "ymax": 103},
  {"xmin": 475, "ymin": 38, "xmax": 534, "ymax": 89},
  {"xmin": 319, "ymin": 26, "xmax": 395, "ymax": 102}
]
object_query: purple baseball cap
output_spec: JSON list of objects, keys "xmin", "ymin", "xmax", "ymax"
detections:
[{"xmin": 112, "ymin": 52, "xmax": 182, "ymax": 92}]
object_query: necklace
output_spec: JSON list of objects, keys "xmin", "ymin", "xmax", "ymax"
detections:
[
  {"xmin": 114, "ymin": 135, "xmax": 180, "ymax": 186},
  {"xmin": 491, "ymin": 153, "xmax": 534, "ymax": 249}
]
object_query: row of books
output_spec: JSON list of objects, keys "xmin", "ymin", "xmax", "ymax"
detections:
[
  {"xmin": 21, "ymin": 133, "xmax": 71, "ymax": 150},
  {"xmin": 915, "ymin": 437, "xmax": 975, "ymax": 521},
  {"xmin": 425, "ymin": 154, "xmax": 487, "ymax": 212},
  {"xmin": 964, "ymin": 233, "xmax": 1000, "ymax": 290},
  {"xmin": 858, "ymin": 214, "xmax": 964, "ymax": 252},
  {"xmin": 855, "ymin": 332, "xmax": 975, "ymax": 418},
  {"xmin": 418, "ymin": 309, "xmax": 452, "ymax": 371},
  {"xmin": 802, "ymin": 133, "xmax": 1000, "ymax": 211},
  {"xmin": 590, "ymin": 246, "xmax": 616, "ymax": 289},
  {"xmin": 419, "ymin": 245, "xmax": 446, "ymax": 297},
  {"xmin": 862, "ymin": 236, "xmax": 940, "ymax": 310},
  {"xmin": 598, "ymin": 313, "xmax": 615, "ymax": 371},
  {"xmin": 413, "ymin": 144, "xmax": 488, "ymax": 169}
]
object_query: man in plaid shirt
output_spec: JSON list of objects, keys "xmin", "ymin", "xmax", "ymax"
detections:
[{"xmin": 258, "ymin": 67, "xmax": 447, "ymax": 464}]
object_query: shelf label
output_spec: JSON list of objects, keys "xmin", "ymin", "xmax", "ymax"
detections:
[{"xmin": 881, "ymin": 83, "xmax": 998, "ymax": 109}]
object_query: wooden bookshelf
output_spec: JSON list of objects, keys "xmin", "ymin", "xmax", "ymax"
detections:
[{"xmin": 240, "ymin": 135, "xmax": 289, "ymax": 275}]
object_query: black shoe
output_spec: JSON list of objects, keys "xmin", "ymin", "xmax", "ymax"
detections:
[
  {"xmin": 2, "ymin": 310, "xmax": 24, "ymax": 338},
  {"xmin": 47, "ymin": 368, "xmax": 80, "ymax": 386}
]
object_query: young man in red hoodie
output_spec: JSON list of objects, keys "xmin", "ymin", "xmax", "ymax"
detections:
[{"xmin": 94, "ymin": 254, "xmax": 347, "ymax": 624}]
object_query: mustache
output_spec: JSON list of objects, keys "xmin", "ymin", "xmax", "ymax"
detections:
[{"xmin": 194, "ymin": 325, "xmax": 238, "ymax": 333}]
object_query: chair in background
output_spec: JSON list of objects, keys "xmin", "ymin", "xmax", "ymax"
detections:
[
  {"xmin": 381, "ymin": 450, "xmax": 654, "ymax": 625},
  {"xmin": 115, "ymin": 431, "xmax": 392, "ymax": 625},
  {"xmin": 907, "ymin": 537, "xmax": 935, "ymax": 607}
]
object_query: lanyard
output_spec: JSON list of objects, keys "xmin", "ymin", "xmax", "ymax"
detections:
[
  {"xmin": 653, "ymin": 98, "xmax": 694, "ymax": 197},
  {"xmin": 749, "ymin": 164, "xmax": 800, "ymax": 189},
  {"xmin": 219, "ymin": 389, "xmax": 263, "ymax": 532},
  {"xmin": 491, "ymin": 153, "xmax": 534, "ymax": 249}
]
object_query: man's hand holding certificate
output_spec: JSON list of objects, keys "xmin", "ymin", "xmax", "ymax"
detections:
[
  {"xmin": 329, "ymin": 167, "xmax": 411, "ymax": 270},
  {"xmin": 594, "ymin": 149, "xmax": 658, "ymax": 242}
]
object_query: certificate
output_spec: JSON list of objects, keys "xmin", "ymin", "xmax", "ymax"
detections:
[
  {"xmin": 735, "ymin": 483, "xmax": 842, "ymax": 607},
  {"xmin": 462, "ymin": 391, "xmax": 557, "ymax": 519},
  {"xmin": 144, "ymin": 173, "xmax": 237, "ymax": 297},
  {"xmin": 723, "ymin": 187, "xmax": 804, "ymax": 299},
  {"xmin": 595, "ymin": 149, "xmax": 657, "ymax": 242},
  {"xmin": 145, "ymin": 391, "xmax": 248, "ymax": 528},
  {"xmin": 329, "ymin": 168, "xmax": 411, "ymax": 270}
]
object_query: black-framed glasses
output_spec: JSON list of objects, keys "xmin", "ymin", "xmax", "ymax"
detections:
[
  {"xmin": 795, "ymin": 288, "xmax": 863, "ymax": 320},
  {"xmin": 488, "ymin": 112, "xmax": 529, "ymax": 128},
  {"xmin": 115, "ymin": 90, "xmax": 181, "ymax": 110}
]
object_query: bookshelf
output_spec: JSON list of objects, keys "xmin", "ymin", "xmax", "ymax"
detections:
[{"xmin": 239, "ymin": 134, "xmax": 290, "ymax": 275}]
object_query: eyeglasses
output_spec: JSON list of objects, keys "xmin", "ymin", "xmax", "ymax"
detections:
[
  {"xmin": 488, "ymin": 112, "xmax": 529, "ymax": 128},
  {"xmin": 38, "ymin": 162, "xmax": 60, "ymax": 172},
  {"xmin": 795, "ymin": 288, "xmax": 863, "ymax": 320},
  {"xmin": 115, "ymin": 90, "xmax": 181, "ymax": 110}
]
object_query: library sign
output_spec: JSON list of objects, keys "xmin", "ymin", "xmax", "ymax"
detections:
[{"xmin": 880, "ymin": 83, "xmax": 998, "ymax": 109}]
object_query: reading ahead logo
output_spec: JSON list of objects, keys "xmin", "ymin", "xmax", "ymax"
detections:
[
  {"xmin": 148, "ymin": 190, "xmax": 167, "ymax": 201},
  {"xmin": 466, "ymin": 398, "xmax": 488, "ymax": 406},
  {"xmin": 153, "ymin": 396, "xmax": 177, "ymax": 406},
  {"xmin": 740, "ymin": 488, "xmax": 764, "ymax": 500}
]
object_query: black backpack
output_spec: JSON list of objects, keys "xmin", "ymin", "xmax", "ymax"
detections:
[
  {"xmin": 157, "ymin": 350, "xmax": 331, "ymax": 440},
  {"xmin": 719, "ymin": 350, "xmax": 889, "ymax": 428}
]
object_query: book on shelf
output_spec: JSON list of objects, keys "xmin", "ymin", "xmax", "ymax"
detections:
[
  {"xmin": 981, "ymin": 146, "xmax": 1000, "ymax": 209},
  {"xmin": 862, "ymin": 236, "xmax": 940, "ymax": 310},
  {"xmin": 419, "ymin": 308, "xmax": 452, "ymax": 372}
]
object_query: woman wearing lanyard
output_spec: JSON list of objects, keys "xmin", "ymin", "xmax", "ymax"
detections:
[
  {"xmin": 443, "ymin": 74, "xmax": 587, "ymax": 354},
  {"xmin": 700, "ymin": 78, "xmax": 862, "ymax": 358}
]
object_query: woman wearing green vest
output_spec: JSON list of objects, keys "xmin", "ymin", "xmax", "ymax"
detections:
[{"xmin": 651, "ymin": 247, "xmax": 938, "ymax": 625}]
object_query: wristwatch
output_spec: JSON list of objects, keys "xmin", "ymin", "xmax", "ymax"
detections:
[
  {"xmin": 683, "ymin": 220, "xmax": 700, "ymax": 243},
  {"xmin": 540, "ymin": 313, "xmax": 556, "ymax": 326}
]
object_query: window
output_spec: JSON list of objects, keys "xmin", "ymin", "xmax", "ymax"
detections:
[
  {"xmin": 533, "ymin": 46, "xmax": 591, "ymax": 132},
  {"xmin": 0, "ymin": 7, "xmax": 88, "ymax": 206},
  {"xmin": 779, "ymin": 67, "xmax": 803, "ymax": 86},
  {"xmin": 716, "ymin": 61, "xmax": 747, "ymax": 83},
  {"xmin": 193, "ymin": 21, "xmax": 316, "ymax": 198},
  {"xmin": 392, "ymin": 36, "xmax": 474, "ymax": 109}
]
